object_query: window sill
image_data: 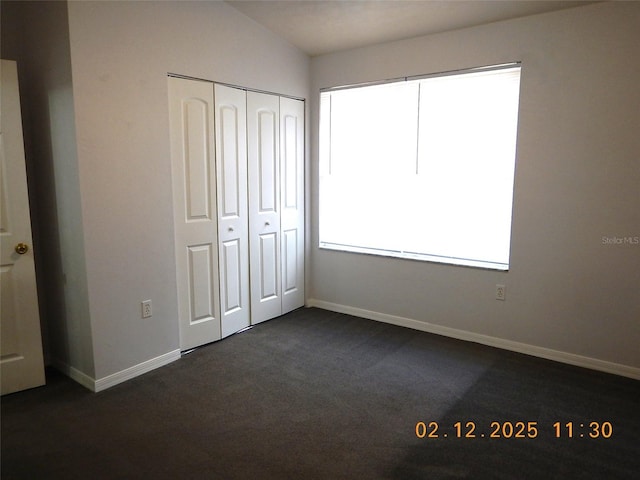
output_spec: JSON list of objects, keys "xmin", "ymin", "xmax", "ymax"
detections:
[{"xmin": 319, "ymin": 242, "xmax": 509, "ymax": 271}]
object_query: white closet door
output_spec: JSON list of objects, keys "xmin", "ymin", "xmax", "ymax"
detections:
[
  {"xmin": 280, "ymin": 97, "xmax": 305, "ymax": 313},
  {"xmin": 214, "ymin": 84, "xmax": 251, "ymax": 337},
  {"xmin": 248, "ymin": 91, "xmax": 282, "ymax": 324},
  {"xmin": 168, "ymin": 77, "xmax": 221, "ymax": 350}
]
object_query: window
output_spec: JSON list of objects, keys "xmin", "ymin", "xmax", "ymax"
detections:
[{"xmin": 319, "ymin": 64, "xmax": 522, "ymax": 270}]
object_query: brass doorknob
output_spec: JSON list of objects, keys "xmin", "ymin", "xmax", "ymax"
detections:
[{"xmin": 15, "ymin": 243, "xmax": 29, "ymax": 255}]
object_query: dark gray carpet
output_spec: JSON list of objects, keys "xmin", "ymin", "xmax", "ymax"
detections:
[{"xmin": 2, "ymin": 307, "xmax": 639, "ymax": 479}]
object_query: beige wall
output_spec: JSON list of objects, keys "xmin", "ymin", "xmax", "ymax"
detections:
[
  {"xmin": 309, "ymin": 2, "xmax": 640, "ymax": 373},
  {"xmin": 1, "ymin": 0, "xmax": 94, "ymax": 377},
  {"xmin": 66, "ymin": 0, "xmax": 309, "ymax": 380},
  {"xmin": 4, "ymin": 0, "xmax": 310, "ymax": 384}
]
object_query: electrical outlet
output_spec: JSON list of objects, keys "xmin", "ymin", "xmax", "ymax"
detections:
[
  {"xmin": 142, "ymin": 300, "xmax": 152, "ymax": 318},
  {"xmin": 495, "ymin": 284, "xmax": 506, "ymax": 301}
]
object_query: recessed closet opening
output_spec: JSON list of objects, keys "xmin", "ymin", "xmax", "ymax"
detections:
[{"xmin": 168, "ymin": 75, "xmax": 305, "ymax": 351}]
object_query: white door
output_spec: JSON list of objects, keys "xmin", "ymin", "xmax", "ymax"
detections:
[
  {"xmin": 248, "ymin": 91, "xmax": 282, "ymax": 324},
  {"xmin": 280, "ymin": 97, "xmax": 305, "ymax": 313},
  {"xmin": 0, "ymin": 59, "xmax": 46, "ymax": 395},
  {"xmin": 168, "ymin": 77, "xmax": 221, "ymax": 350},
  {"xmin": 214, "ymin": 84, "xmax": 250, "ymax": 337}
]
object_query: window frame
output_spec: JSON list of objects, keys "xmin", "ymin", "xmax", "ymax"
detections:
[{"xmin": 318, "ymin": 62, "xmax": 522, "ymax": 271}]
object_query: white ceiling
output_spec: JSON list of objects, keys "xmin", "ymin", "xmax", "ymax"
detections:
[{"xmin": 225, "ymin": 0, "xmax": 600, "ymax": 56}]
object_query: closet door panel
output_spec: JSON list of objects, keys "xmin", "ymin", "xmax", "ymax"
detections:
[
  {"xmin": 187, "ymin": 244, "xmax": 217, "ymax": 323},
  {"xmin": 248, "ymin": 91, "xmax": 282, "ymax": 323},
  {"xmin": 282, "ymin": 228, "xmax": 298, "ymax": 293},
  {"xmin": 221, "ymin": 239, "xmax": 242, "ymax": 312},
  {"xmin": 280, "ymin": 97, "xmax": 305, "ymax": 313},
  {"xmin": 258, "ymin": 232, "xmax": 278, "ymax": 299},
  {"xmin": 214, "ymin": 84, "xmax": 250, "ymax": 337},
  {"xmin": 169, "ymin": 77, "xmax": 221, "ymax": 350},
  {"xmin": 257, "ymin": 110, "xmax": 278, "ymax": 212}
]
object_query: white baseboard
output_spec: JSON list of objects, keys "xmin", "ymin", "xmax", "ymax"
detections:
[
  {"xmin": 52, "ymin": 350, "xmax": 181, "ymax": 392},
  {"xmin": 306, "ymin": 299, "xmax": 640, "ymax": 380},
  {"xmin": 94, "ymin": 350, "xmax": 181, "ymax": 392},
  {"xmin": 51, "ymin": 358, "xmax": 96, "ymax": 391}
]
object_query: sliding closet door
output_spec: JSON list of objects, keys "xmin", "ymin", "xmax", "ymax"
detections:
[
  {"xmin": 214, "ymin": 84, "xmax": 251, "ymax": 337},
  {"xmin": 248, "ymin": 92, "xmax": 282, "ymax": 324},
  {"xmin": 169, "ymin": 77, "xmax": 221, "ymax": 350},
  {"xmin": 280, "ymin": 97, "xmax": 305, "ymax": 313},
  {"xmin": 171, "ymin": 79, "xmax": 304, "ymax": 347}
]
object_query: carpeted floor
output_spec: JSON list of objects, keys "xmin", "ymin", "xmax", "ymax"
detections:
[{"xmin": 2, "ymin": 307, "xmax": 639, "ymax": 479}]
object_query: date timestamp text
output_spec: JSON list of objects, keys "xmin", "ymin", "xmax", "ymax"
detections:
[{"xmin": 415, "ymin": 421, "xmax": 613, "ymax": 439}]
